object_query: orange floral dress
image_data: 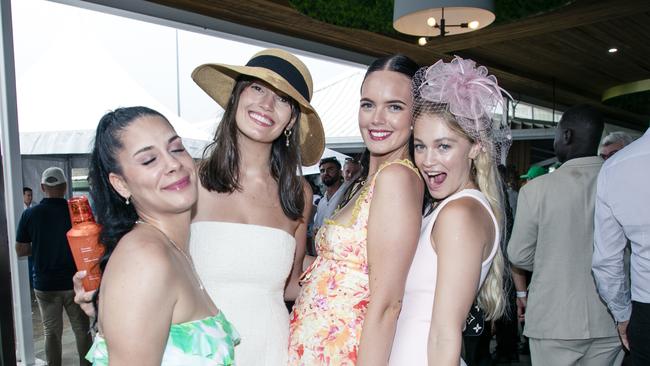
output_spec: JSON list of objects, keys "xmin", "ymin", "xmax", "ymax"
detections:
[{"xmin": 288, "ymin": 159, "xmax": 418, "ymax": 366}]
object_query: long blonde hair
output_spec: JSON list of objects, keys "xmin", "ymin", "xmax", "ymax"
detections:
[
  {"xmin": 472, "ymin": 135, "xmax": 507, "ymax": 321},
  {"xmin": 411, "ymin": 57, "xmax": 510, "ymax": 320},
  {"xmin": 427, "ymin": 109, "xmax": 507, "ymax": 320}
]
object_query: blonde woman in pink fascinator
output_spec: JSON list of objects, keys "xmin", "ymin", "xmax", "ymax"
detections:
[{"xmin": 389, "ymin": 56, "xmax": 511, "ymax": 366}]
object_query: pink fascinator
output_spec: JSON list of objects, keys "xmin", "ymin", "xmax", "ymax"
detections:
[{"xmin": 413, "ymin": 56, "xmax": 512, "ymax": 163}]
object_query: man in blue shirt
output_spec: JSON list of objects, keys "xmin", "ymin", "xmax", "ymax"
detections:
[{"xmin": 16, "ymin": 167, "xmax": 91, "ymax": 366}]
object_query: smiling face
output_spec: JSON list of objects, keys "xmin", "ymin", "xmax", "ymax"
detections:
[
  {"xmin": 413, "ymin": 112, "xmax": 480, "ymax": 200},
  {"xmin": 109, "ymin": 115, "xmax": 197, "ymax": 217},
  {"xmin": 358, "ymin": 70, "xmax": 413, "ymax": 159},
  {"xmin": 235, "ymin": 80, "xmax": 296, "ymax": 144}
]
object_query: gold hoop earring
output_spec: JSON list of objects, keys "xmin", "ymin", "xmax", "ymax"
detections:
[{"xmin": 284, "ymin": 129, "xmax": 292, "ymax": 147}]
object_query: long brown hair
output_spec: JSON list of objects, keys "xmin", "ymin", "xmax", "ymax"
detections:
[{"xmin": 198, "ymin": 76, "xmax": 305, "ymax": 220}]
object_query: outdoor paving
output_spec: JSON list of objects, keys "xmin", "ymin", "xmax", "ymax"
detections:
[{"xmin": 17, "ymin": 294, "xmax": 81, "ymax": 365}]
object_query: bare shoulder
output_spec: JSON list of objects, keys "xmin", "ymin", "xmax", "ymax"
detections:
[
  {"xmin": 375, "ymin": 162, "xmax": 423, "ymax": 190},
  {"xmin": 194, "ymin": 183, "xmax": 213, "ymax": 215},
  {"xmin": 433, "ymin": 197, "xmax": 494, "ymax": 248},
  {"xmin": 437, "ymin": 197, "xmax": 491, "ymax": 227},
  {"xmin": 103, "ymin": 229, "xmax": 174, "ymax": 285},
  {"xmin": 98, "ymin": 229, "xmax": 178, "ymax": 344}
]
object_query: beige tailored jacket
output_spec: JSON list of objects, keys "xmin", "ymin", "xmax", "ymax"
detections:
[{"xmin": 507, "ymin": 156, "xmax": 617, "ymax": 340}]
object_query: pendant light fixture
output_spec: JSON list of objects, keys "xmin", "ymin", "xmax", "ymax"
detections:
[{"xmin": 394, "ymin": 0, "xmax": 495, "ymax": 44}]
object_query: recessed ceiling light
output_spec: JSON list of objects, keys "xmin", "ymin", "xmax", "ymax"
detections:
[
  {"xmin": 608, "ymin": 48, "xmax": 618, "ymax": 53},
  {"xmin": 426, "ymin": 17, "xmax": 436, "ymax": 27},
  {"xmin": 418, "ymin": 37, "xmax": 428, "ymax": 46},
  {"xmin": 468, "ymin": 21, "xmax": 480, "ymax": 29}
]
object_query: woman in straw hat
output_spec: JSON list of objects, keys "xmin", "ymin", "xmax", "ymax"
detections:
[
  {"xmin": 288, "ymin": 54, "xmax": 424, "ymax": 365},
  {"xmin": 389, "ymin": 57, "xmax": 509, "ymax": 365},
  {"xmin": 189, "ymin": 48, "xmax": 324, "ymax": 365}
]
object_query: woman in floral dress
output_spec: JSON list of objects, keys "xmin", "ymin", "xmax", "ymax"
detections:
[{"xmin": 288, "ymin": 54, "xmax": 424, "ymax": 365}]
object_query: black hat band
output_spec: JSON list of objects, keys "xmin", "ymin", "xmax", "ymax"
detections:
[{"xmin": 246, "ymin": 55, "xmax": 310, "ymax": 102}]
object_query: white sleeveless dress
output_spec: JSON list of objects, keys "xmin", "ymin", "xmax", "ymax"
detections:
[
  {"xmin": 190, "ymin": 222, "xmax": 296, "ymax": 366},
  {"xmin": 389, "ymin": 189, "xmax": 499, "ymax": 366}
]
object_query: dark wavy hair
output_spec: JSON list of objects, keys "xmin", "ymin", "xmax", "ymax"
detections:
[
  {"xmin": 338, "ymin": 54, "xmax": 420, "ymax": 208},
  {"xmin": 198, "ymin": 76, "xmax": 305, "ymax": 220},
  {"xmin": 88, "ymin": 106, "xmax": 167, "ymax": 320}
]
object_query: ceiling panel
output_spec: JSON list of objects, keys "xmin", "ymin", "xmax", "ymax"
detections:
[{"xmin": 140, "ymin": 0, "xmax": 650, "ymax": 130}]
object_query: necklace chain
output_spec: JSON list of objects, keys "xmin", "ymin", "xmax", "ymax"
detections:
[{"xmin": 135, "ymin": 219, "xmax": 206, "ymax": 291}]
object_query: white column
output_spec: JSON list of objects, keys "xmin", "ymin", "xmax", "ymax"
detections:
[{"xmin": 0, "ymin": 0, "xmax": 35, "ymax": 364}]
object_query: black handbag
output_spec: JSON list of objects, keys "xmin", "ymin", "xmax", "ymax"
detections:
[{"xmin": 463, "ymin": 303, "xmax": 485, "ymax": 336}]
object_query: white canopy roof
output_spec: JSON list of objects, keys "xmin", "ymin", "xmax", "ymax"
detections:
[
  {"xmin": 14, "ymin": 0, "xmax": 358, "ymax": 165},
  {"xmin": 16, "ymin": 23, "xmax": 211, "ymax": 157}
]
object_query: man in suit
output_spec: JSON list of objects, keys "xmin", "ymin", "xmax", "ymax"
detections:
[{"xmin": 508, "ymin": 105, "xmax": 620, "ymax": 366}]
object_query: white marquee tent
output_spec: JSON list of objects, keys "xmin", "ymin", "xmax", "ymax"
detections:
[{"xmin": 14, "ymin": 14, "xmax": 358, "ymax": 191}]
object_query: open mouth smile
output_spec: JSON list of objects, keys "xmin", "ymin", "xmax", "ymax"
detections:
[
  {"xmin": 249, "ymin": 111, "xmax": 274, "ymax": 127},
  {"xmin": 368, "ymin": 129, "xmax": 392, "ymax": 141},
  {"xmin": 423, "ymin": 171, "xmax": 447, "ymax": 188}
]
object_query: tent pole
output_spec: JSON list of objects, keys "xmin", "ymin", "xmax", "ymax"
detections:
[{"xmin": 0, "ymin": 0, "xmax": 35, "ymax": 364}]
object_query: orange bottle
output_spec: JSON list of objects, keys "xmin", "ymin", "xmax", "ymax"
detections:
[{"xmin": 66, "ymin": 196, "xmax": 104, "ymax": 291}]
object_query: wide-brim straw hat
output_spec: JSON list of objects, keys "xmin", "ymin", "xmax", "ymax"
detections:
[{"xmin": 192, "ymin": 48, "xmax": 325, "ymax": 166}]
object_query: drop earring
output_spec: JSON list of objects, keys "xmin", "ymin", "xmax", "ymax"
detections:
[
  {"xmin": 125, "ymin": 196, "xmax": 130, "ymax": 205},
  {"xmin": 284, "ymin": 129, "xmax": 292, "ymax": 147}
]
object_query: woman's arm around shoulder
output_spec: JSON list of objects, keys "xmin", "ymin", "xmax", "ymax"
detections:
[
  {"xmin": 99, "ymin": 232, "xmax": 178, "ymax": 366},
  {"xmin": 428, "ymin": 197, "xmax": 494, "ymax": 366},
  {"xmin": 284, "ymin": 178, "xmax": 312, "ymax": 301},
  {"xmin": 357, "ymin": 163, "xmax": 424, "ymax": 365}
]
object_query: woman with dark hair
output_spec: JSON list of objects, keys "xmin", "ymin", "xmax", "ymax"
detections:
[
  {"xmin": 189, "ymin": 48, "xmax": 324, "ymax": 365},
  {"xmin": 288, "ymin": 54, "xmax": 424, "ymax": 365},
  {"xmin": 84, "ymin": 107, "xmax": 239, "ymax": 365}
]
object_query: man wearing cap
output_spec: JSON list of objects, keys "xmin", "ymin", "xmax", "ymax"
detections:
[
  {"xmin": 520, "ymin": 165, "xmax": 547, "ymax": 183},
  {"xmin": 15, "ymin": 167, "xmax": 91, "ymax": 366},
  {"xmin": 508, "ymin": 105, "xmax": 620, "ymax": 366},
  {"xmin": 514, "ymin": 165, "xmax": 546, "ymax": 218}
]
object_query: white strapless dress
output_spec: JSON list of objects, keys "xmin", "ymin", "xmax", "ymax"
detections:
[{"xmin": 190, "ymin": 221, "xmax": 296, "ymax": 366}]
